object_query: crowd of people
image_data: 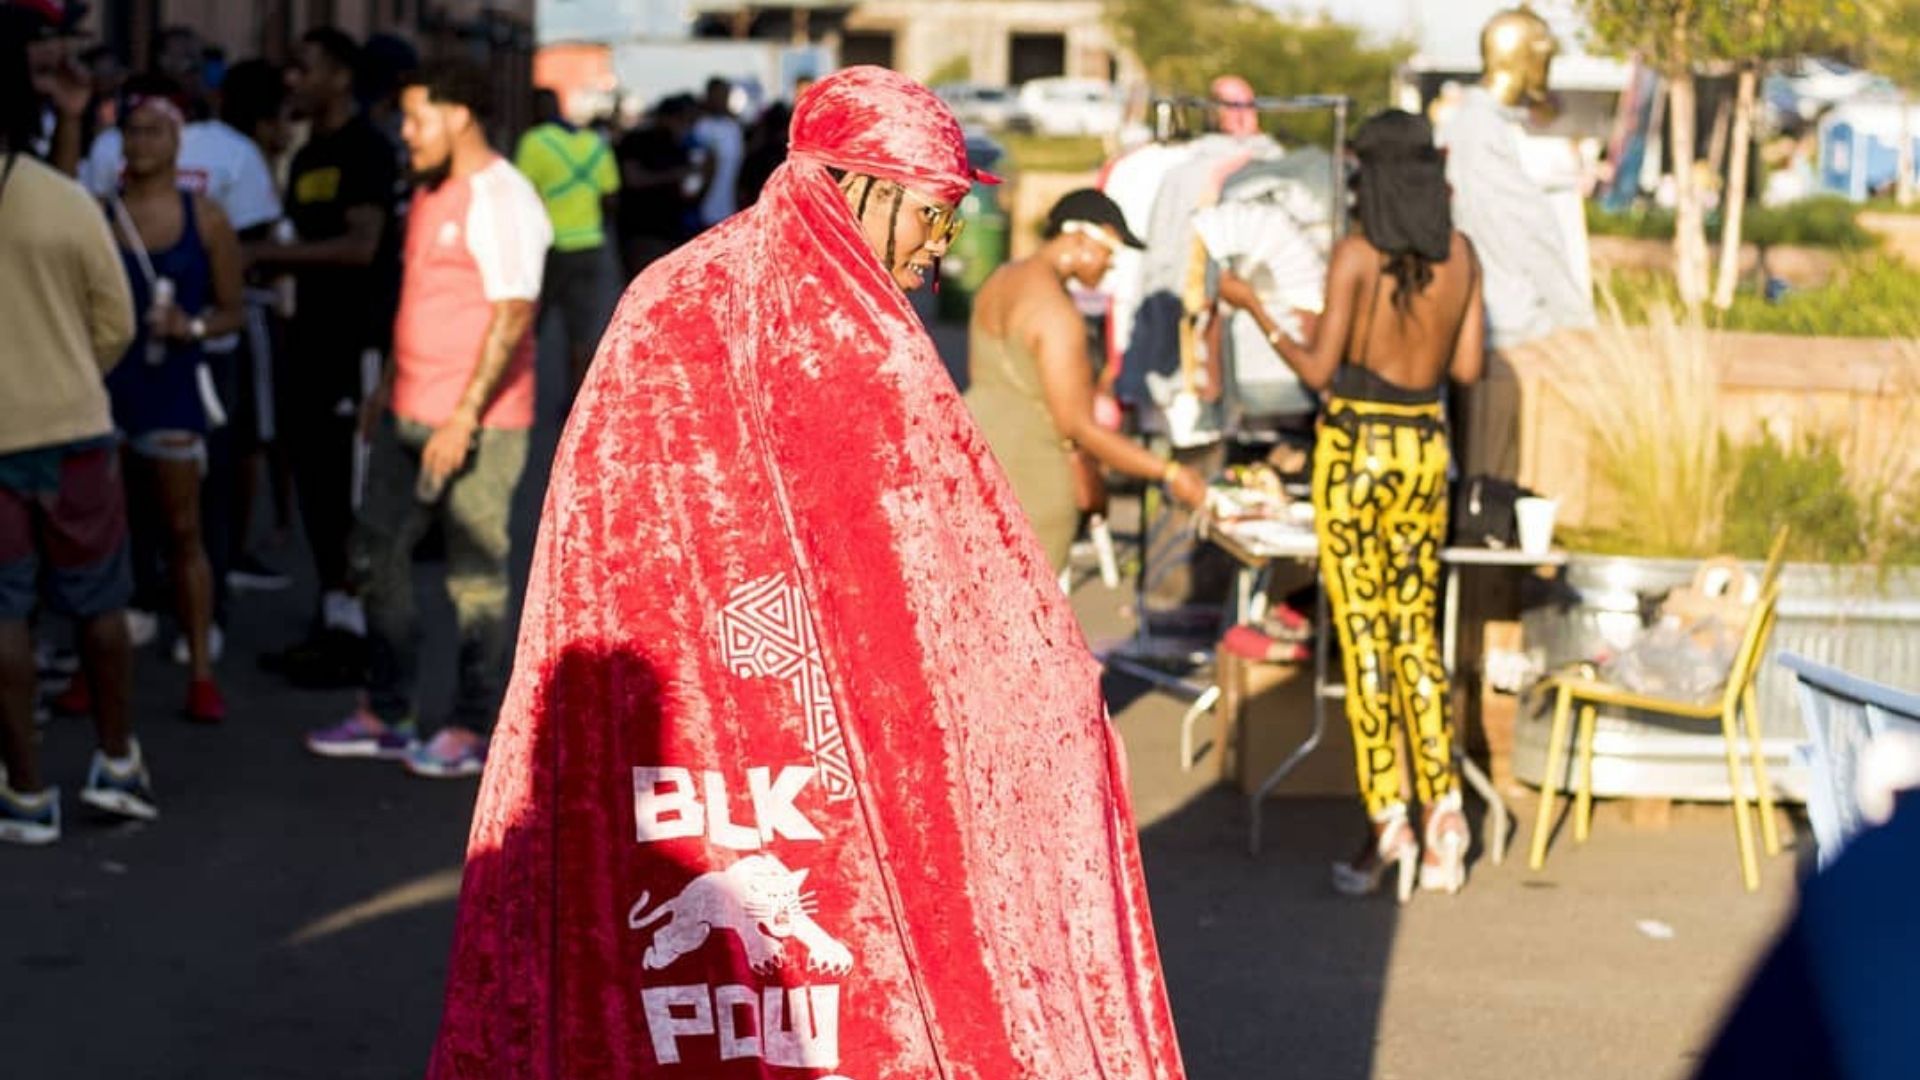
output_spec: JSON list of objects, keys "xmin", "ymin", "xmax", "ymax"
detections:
[{"xmin": 0, "ymin": 1, "xmax": 800, "ymax": 844}]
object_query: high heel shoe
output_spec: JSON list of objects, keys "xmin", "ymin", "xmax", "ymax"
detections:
[
  {"xmin": 1420, "ymin": 793, "xmax": 1471, "ymax": 895},
  {"xmin": 1331, "ymin": 808, "xmax": 1420, "ymax": 903}
]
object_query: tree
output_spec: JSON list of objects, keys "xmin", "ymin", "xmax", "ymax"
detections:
[
  {"xmin": 1106, "ymin": 0, "xmax": 1409, "ymax": 143},
  {"xmin": 1704, "ymin": 1, "xmax": 1861, "ymax": 310},
  {"xmin": 1581, "ymin": 0, "xmax": 1715, "ymax": 308},
  {"xmin": 926, "ymin": 53, "xmax": 973, "ymax": 87},
  {"xmin": 1585, "ymin": 1, "xmax": 1864, "ymax": 308}
]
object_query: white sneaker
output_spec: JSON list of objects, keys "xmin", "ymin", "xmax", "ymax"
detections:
[
  {"xmin": 33, "ymin": 641, "xmax": 79, "ymax": 677},
  {"xmin": 322, "ymin": 591, "xmax": 367, "ymax": 638},
  {"xmin": 172, "ymin": 625, "xmax": 226, "ymax": 666},
  {"xmin": 125, "ymin": 609, "xmax": 159, "ymax": 649},
  {"xmin": 79, "ymin": 739, "xmax": 158, "ymax": 822},
  {"xmin": 0, "ymin": 781, "xmax": 61, "ymax": 846}
]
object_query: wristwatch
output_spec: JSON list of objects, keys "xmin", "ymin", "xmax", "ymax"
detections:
[{"xmin": 188, "ymin": 315, "xmax": 208, "ymax": 342}]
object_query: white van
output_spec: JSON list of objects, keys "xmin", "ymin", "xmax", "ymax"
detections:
[
  {"xmin": 1016, "ymin": 78, "xmax": 1122, "ymax": 138},
  {"xmin": 934, "ymin": 83, "xmax": 1028, "ymax": 131}
]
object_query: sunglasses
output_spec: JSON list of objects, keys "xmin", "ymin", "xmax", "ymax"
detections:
[
  {"xmin": 845, "ymin": 174, "xmax": 967, "ymax": 246},
  {"xmin": 911, "ymin": 197, "xmax": 966, "ymax": 246}
]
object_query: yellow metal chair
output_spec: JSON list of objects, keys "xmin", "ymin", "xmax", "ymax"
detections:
[
  {"xmin": 1528, "ymin": 584, "xmax": 1784, "ymax": 891},
  {"xmin": 1757, "ymin": 524, "xmax": 1791, "ymax": 594}
]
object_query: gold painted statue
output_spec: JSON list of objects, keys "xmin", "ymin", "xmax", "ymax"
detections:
[
  {"xmin": 1480, "ymin": 5, "xmax": 1556, "ymax": 108},
  {"xmin": 1437, "ymin": 2, "xmax": 1593, "ymax": 481}
]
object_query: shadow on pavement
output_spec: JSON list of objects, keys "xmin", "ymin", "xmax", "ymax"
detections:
[{"xmin": 1141, "ymin": 788, "xmax": 1400, "ymax": 1080}]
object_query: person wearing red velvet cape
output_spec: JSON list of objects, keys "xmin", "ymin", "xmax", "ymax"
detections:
[{"xmin": 428, "ymin": 66, "xmax": 1188, "ymax": 1080}]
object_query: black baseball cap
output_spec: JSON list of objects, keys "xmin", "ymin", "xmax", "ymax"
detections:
[{"xmin": 1045, "ymin": 188, "xmax": 1146, "ymax": 249}]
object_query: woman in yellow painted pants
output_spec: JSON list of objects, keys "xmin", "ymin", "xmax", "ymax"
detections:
[{"xmin": 1219, "ymin": 109, "xmax": 1485, "ymax": 901}]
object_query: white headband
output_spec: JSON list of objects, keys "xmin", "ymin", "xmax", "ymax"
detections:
[{"xmin": 1061, "ymin": 220, "xmax": 1122, "ymax": 253}]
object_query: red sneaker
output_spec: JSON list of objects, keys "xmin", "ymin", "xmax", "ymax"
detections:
[
  {"xmin": 51, "ymin": 677, "xmax": 91, "ymax": 716},
  {"xmin": 184, "ymin": 678, "xmax": 227, "ymax": 724}
]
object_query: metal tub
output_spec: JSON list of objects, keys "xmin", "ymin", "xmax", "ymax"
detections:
[{"xmin": 1515, "ymin": 555, "xmax": 1920, "ymax": 801}]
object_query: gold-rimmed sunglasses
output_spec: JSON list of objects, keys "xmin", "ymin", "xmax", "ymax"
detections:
[
  {"xmin": 913, "ymin": 200, "xmax": 966, "ymax": 246},
  {"xmin": 843, "ymin": 174, "xmax": 967, "ymax": 246}
]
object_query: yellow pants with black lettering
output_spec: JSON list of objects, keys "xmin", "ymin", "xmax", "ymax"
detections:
[{"xmin": 1312, "ymin": 396, "xmax": 1458, "ymax": 818}]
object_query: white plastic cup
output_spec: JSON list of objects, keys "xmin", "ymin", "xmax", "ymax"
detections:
[
  {"xmin": 271, "ymin": 219, "xmax": 298, "ymax": 318},
  {"xmin": 146, "ymin": 277, "xmax": 175, "ymax": 365},
  {"xmin": 1516, "ymin": 496, "xmax": 1559, "ymax": 556}
]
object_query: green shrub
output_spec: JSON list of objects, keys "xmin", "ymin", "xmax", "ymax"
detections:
[
  {"xmin": 926, "ymin": 54, "xmax": 972, "ymax": 86},
  {"xmin": 1000, "ymin": 134, "xmax": 1108, "ymax": 175},
  {"xmin": 1547, "ymin": 291, "xmax": 1920, "ymax": 566},
  {"xmin": 1586, "ymin": 202, "xmax": 1679, "ymax": 242},
  {"xmin": 1744, "ymin": 197, "xmax": 1878, "ymax": 249},
  {"xmin": 1601, "ymin": 258, "xmax": 1920, "ymax": 338},
  {"xmin": 1881, "ymin": 477, "xmax": 1920, "ymax": 566},
  {"xmin": 1586, "ymin": 195, "xmax": 1877, "ymax": 251},
  {"xmin": 1722, "ymin": 431, "xmax": 1867, "ymax": 563}
]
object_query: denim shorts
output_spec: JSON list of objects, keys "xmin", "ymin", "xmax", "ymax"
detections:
[
  {"xmin": 126, "ymin": 428, "xmax": 208, "ymax": 468},
  {"xmin": 0, "ymin": 444, "xmax": 134, "ymax": 620}
]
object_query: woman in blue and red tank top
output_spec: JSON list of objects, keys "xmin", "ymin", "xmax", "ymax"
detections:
[{"xmin": 104, "ymin": 81, "xmax": 244, "ymax": 723}]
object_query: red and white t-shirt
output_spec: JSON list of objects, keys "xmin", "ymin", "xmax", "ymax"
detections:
[{"xmin": 391, "ymin": 157, "xmax": 552, "ymax": 431}]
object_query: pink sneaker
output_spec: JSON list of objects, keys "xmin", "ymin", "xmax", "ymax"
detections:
[
  {"xmin": 305, "ymin": 709, "xmax": 419, "ymax": 760},
  {"xmin": 403, "ymin": 729, "xmax": 488, "ymax": 779}
]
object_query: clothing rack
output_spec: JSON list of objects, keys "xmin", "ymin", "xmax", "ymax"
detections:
[
  {"xmin": 1100, "ymin": 93, "xmax": 1354, "ymax": 698},
  {"xmin": 1148, "ymin": 94, "xmax": 1352, "ymax": 246}
]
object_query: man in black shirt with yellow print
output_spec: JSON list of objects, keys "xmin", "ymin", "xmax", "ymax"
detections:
[{"xmin": 250, "ymin": 26, "xmax": 400, "ymax": 684}]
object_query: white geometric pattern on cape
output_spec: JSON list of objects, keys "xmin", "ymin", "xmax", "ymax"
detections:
[{"xmin": 719, "ymin": 573, "xmax": 855, "ymax": 802}]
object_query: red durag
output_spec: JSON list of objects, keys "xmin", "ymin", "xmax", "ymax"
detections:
[{"xmin": 428, "ymin": 67, "xmax": 1186, "ymax": 1080}]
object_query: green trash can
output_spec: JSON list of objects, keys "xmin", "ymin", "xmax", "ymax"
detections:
[
  {"xmin": 938, "ymin": 135, "xmax": 1013, "ymax": 323},
  {"xmin": 937, "ymin": 185, "xmax": 1011, "ymax": 322}
]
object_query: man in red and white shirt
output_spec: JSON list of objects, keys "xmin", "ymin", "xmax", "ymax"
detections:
[{"xmin": 304, "ymin": 62, "xmax": 551, "ymax": 778}]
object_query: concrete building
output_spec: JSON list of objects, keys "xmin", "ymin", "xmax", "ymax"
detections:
[
  {"xmin": 81, "ymin": 0, "xmax": 529, "ymax": 65},
  {"xmin": 842, "ymin": 0, "xmax": 1128, "ymax": 86},
  {"xmin": 70, "ymin": 1, "xmax": 538, "ymax": 133},
  {"xmin": 536, "ymin": 0, "xmax": 1133, "ymax": 88},
  {"xmin": 539, "ymin": 0, "xmax": 691, "ymax": 44}
]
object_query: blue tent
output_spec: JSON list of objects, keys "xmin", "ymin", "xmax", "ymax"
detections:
[{"xmin": 1819, "ymin": 99, "xmax": 1920, "ymax": 202}]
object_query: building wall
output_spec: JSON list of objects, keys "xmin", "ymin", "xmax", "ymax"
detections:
[
  {"xmin": 78, "ymin": 0, "xmax": 536, "ymax": 64},
  {"xmin": 537, "ymin": 0, "xmax": 690, "ymax": 45},
  {"xmin": 847, "ymin": 0, "xmax": 1129, "ymax": 86},
  {"xmin": 74, "ymin": 0, "xmax": 539, "ymax": 136}
]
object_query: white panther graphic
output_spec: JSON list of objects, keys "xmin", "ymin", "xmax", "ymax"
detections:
[{"xmin": 627, "ymin": 854, "xmax": 854, "ymax": 976}]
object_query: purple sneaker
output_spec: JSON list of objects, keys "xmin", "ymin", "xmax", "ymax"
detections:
[
  {"xmin": 403, "ymin": 729, "xmax": 487, "ymax": 779},
  {"xmin": 305, "ymin": 710, "xmax": 419, "ymax": 760}
]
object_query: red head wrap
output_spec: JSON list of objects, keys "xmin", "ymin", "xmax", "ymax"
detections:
[{"xmin": 788, "ymin": 65, "xmax": 998, "ymax": 205}]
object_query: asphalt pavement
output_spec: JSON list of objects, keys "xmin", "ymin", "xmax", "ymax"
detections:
[{"xmin": 2, "ymin": 305, "xmax": 1802, "ymax": 1078}]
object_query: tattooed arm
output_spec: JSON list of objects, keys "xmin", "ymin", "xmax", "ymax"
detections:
[{"xmin": 420, "ymin": 299, "xmax": 536, "ymax": 482}]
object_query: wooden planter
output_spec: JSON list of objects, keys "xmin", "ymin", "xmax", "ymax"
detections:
[{"xmin": 1504, "ymin": 330, "xmax": 1918, "ymax": 533}]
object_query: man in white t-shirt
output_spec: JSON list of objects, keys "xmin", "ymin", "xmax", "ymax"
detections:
[
  {"xmin": 79, "ymin": 24, "xmax": 280, "ymax": 234},
  {"xmin": 692, "ymin": 76, "xmax": 743, "ymax": 229},
  {"xmin": 80, "ymin": 117, "xmax": 281, "ymax": 233}
]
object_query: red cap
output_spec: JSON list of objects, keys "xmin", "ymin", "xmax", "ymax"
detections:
[{"xmin": 9, "ymin": 0, "xmax": 68, "ymax": 30}]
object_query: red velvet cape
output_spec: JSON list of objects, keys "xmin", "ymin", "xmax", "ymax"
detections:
[{"xmin": 428, "ymin": 67, "xmax": 1186, "ymax": 1080}]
